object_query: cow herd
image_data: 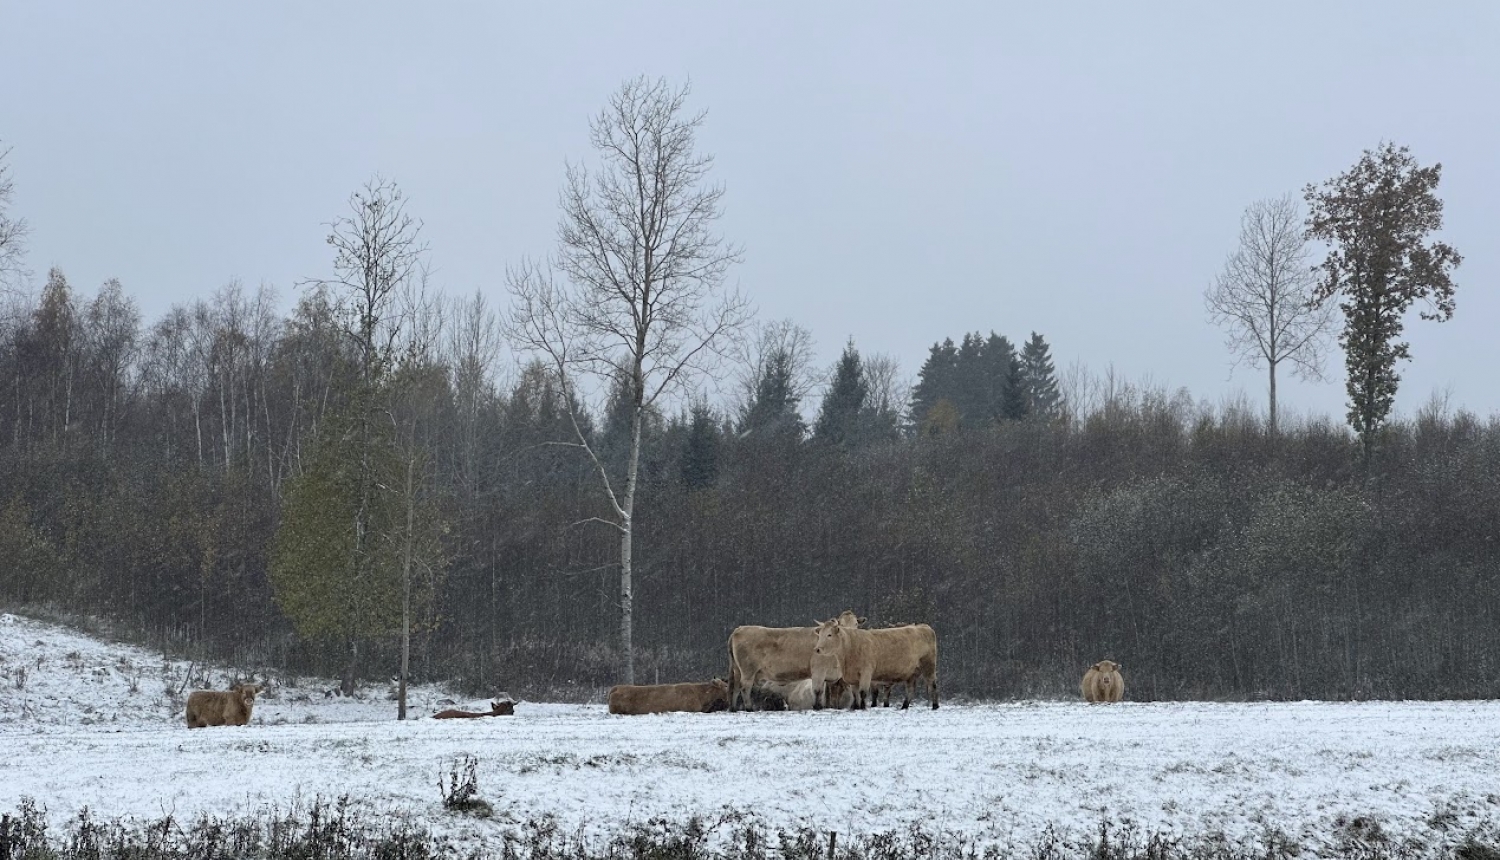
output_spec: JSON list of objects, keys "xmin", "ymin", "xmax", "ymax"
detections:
[{"xmin": 181, "ymin": 614, "xmax": 1126, "ymax": 725}]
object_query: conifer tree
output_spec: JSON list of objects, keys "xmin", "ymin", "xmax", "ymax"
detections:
[
  {"xmin": 813, "ymin": 339, "xmax": 869, "ymax": 447},
  {"xmin": 740, "ymin": 347, "xmax": 805, "ymax": 441},
  {"xmin": 679, "ymin": 402, "xmax": 721, "ymax": 489},
  {"xmin": 1019, "ymin": 332, "xmax": 1062, "ymax": 418},
  {"xmin": 910, "ymin": 338, "xmax": 959, "ymax": 430}
]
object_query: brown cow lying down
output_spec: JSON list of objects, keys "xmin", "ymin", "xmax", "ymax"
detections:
[
  {"xmin": 185, "ymin": 682, "xmax": 263, "ymax": 728},
  {"xmin": 607, "ymin": 679, "xmax": 730, "ymax": 715},
  {"xmin": 432, "ymin": 700, "xmax": 515, "ymax": 719},
  {"xmin": 1081, "ymin": 660, "xmax": 1125, "ymax": 703}
]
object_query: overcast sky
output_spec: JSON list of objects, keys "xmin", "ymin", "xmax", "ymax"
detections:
[{"xmin": 2, "ymin": 2, "xmax": 1496, "ymax": 422}]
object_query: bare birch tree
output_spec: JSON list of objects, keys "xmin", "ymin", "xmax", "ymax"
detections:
[
  {"xmin": 0, "ymin": 143, "xmax": 29, "ymax": 288},
  {"xmin": 1205, "ymin": 194, "xmax": 1334, "ymax": 433},
  {"xmin": 506, "ymin": 76, "xmax": 749, "ymax": 683}
]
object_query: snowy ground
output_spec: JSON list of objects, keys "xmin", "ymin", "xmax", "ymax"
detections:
[{"xmin": 2, "ymin": 611, "xmax": 1499, "ymax": 853}]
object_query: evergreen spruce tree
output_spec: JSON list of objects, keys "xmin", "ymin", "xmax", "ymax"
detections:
[
  {"xmin": 909, "ymin": 338, "xmax": 959, "ymax": 430},
  {"xmin": 740, "ymin": 347, "xmax": 805, "ymax": 441},
  {"xmin": 953, "ymin": 332, "xmax": 992, "ymax": 426},
  {"xmin": 813, "ymin": 339, "xmax": 869, "ymax": 447},
  {"xmin": 982, "ymin": 333, "xmax": 1028, "ymax": 422},
  {"xmin": 1019, "ymin": 332, "xmax": 1061, "ymax": 418},
  {"xmin": 1000, "ymin": 346, "xmax": 1029, "ymax": 421},
  {"xmin": 679, "ymin": 402, "xmax": 722, "ymax": 488}
]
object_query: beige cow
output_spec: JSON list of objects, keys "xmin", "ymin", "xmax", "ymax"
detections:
[
  {"xmin": 811, "ymin": 618, "xmax": 939, "ymax": 710},
  {"xmin": 727, "ymin": 610, "xmax": 863, "ymax": 711},
  {"xmin": 757, "ymin": 676, "xmax": 854, "ymax": 710},
  {"xmin": 1081, "ymin": 660, "xmax": 1125, "ymax": 703},
  {"xmin": 185, "ymin": 682, "xmax": 263, "ymax": 728},
  {"xmin": 607, "ymin": 679, "xmax": 730, "ymax": 715}
]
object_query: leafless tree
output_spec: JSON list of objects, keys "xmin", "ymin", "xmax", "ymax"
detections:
[
  {"xmin": 506, "ymin": 76, "xmax": 750, "ymax": 683},
  {"xmin": 315, "ymin": 176, "xmax": 428, "ymax": 386},
  {"xmin": 1205, "ymin": 194, "xmax": 1334, "ymax": 433},
  {"xmin": 861, "ymin": 351, "xmax": 910, "ymax": 430},
  {"xmin": 733, "ymin": 318, "xmax": 822, "ymax": 424},
  {"xmin": 0, "ymin": 143, "xmax": 30, "ymax": 289}
]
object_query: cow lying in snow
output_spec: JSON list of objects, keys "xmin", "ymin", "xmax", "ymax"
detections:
[
  {"xmin": 185, "ymin": 682, "xmax": 263, "ymax": 728},
  {"xmin": 757, "ymin": 677, "xmax": 854, "ymax": 710},
  {"xmin": 432, "ymin": 700, "xmax": 515, "ymax": 719},
  {"xmin": 1081, "ymin": 660, "xmax": 1124, "ymax": 703},
  {"xmin": 607, "ymin": 679, "xmax": 730, "ymax": 715}
]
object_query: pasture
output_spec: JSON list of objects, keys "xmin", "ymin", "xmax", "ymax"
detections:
[{"xmin": 2, "ymin": 613, "xmax": 1498, "ymax": 856}]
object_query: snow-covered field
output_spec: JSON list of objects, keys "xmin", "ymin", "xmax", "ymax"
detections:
[{"xmin": 2, "ymin": 611, "xmax": 1498, "ymax": 853}]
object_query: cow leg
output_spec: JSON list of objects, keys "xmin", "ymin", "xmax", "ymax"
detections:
[{"xmin": 929, "ymin": 672, "xmax": 940, "ymax": 710}]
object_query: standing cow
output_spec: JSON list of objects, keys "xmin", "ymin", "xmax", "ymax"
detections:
[
  {"xmin": 185, "ymin": 682, "xmax": 264, "ymax": 728},
  {"xmin": 811, "ymin": 617, "xmax": 939, "ymax": 710},
  {"xmin": 727, "ymin": 610, "xmax": 863, "ymax": 711},
  {"xmin": 1081, "ymin": 660, "xmax": 1125, "ymax": 703}
]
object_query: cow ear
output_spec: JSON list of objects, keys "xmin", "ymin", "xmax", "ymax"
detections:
[{"xmin": 858, "ymin": 616, "xmax": 868, "ymax": 626}]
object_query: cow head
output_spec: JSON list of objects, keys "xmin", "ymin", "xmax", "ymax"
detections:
[
  {"xmin": 812, "ymin": 618, "xmax": 848, "ymax": 657},
  {"xmin": 1092, "ymin": 661, "xmax": 1120, "ymax": 691},
  {"xmin": 232, "ymin": 682, "xmax": 263, "ymax": 710},
  {"xmin": 705, "ymin": 678, "xmax": 731, "ymax": 712},
  {"xmin": 836, "ymin": 610, "xmax": 866, "ymax": 628}
]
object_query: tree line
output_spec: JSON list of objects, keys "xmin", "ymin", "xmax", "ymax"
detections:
[{"xmin": 0, "ymin": 85, "xmax": 1486, "ymax": 703}]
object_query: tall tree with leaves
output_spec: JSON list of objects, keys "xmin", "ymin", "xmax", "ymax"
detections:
[
  {"xmin": 1205, "ymin": 195, "xmax": 1333, "ymax": 434},
  {"xmin": 1304, "ymin": 143, "xmax": 1462, "ymax": 465},
  {"xmin": 273, "ymin": 177, "xmax": 433, "ymax": 701},
  {"xmin": 1018, "ymin": 332, "xmax": 1062, "ymax": 419},
  {"xmin": 506, "ymin": 77, "xmax": 750, "ymax": 683}
]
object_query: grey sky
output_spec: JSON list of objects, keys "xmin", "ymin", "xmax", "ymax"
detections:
[{"xmin": 3, "ymin": 2, "xmax": 1496, "ymax": 422}]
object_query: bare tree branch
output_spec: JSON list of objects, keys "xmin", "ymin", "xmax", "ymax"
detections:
[
  {"xmin": 0, "ymin": 143, "xmax": 31, "ymax": 290},
  {"xmin": 503, "ymin": 76, "xmax": 749, "ymax": 684},
  {"xmin": 1204, "ymin": 194, "xmax": 1334, "ymax": 432}
]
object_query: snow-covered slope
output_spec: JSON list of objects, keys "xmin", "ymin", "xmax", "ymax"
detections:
[{"xmin": 2, "ymin": 611, "xmax": 1498, "ymax": 854}]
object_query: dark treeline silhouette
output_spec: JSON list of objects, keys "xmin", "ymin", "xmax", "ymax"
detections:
[{"xmin": 1, "ymin": 270, "xmax": 1497, "ymax": 701}]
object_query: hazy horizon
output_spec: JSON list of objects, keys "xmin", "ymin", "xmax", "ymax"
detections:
[{"xmin": 3, "ymin": 2, "xmax": 1495, "ymax": 425}]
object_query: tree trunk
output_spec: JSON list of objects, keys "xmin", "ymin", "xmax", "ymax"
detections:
[
  {"xmin": 1268, "ymin": 361, "xmax": 1278, "ymax": 435},
  {"xmin": 619, "ymin": 372, "xmax": 645, "ymax": 685},
  {"xmin": 342, "ymin": 639, "xmax": 359, "ymax": 697},
  {"xmin": 398, "ymin": 457, "xmax": 415, "ymax": 720}
]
